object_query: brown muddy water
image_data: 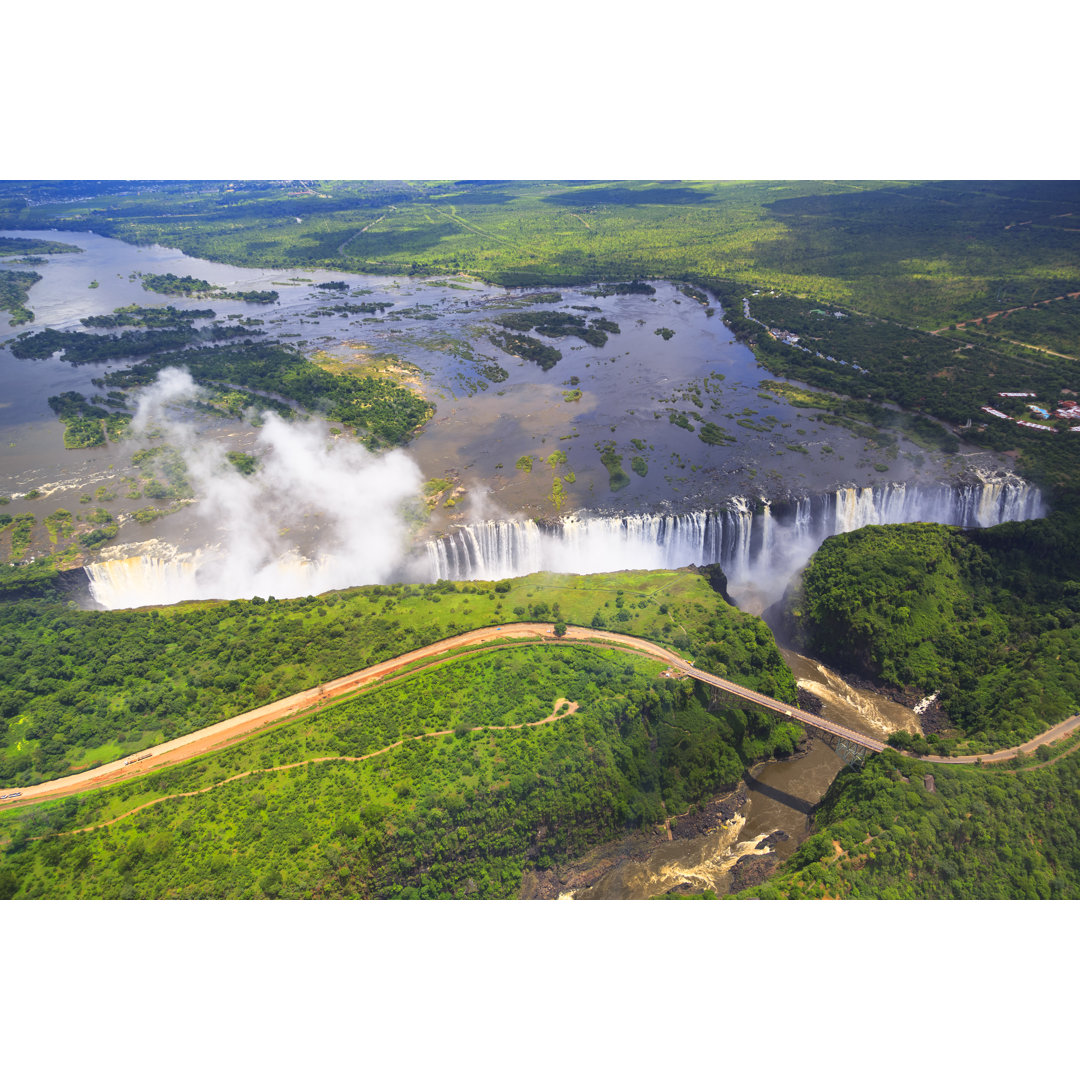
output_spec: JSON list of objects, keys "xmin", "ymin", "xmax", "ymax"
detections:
[{"xmin": 543, "ymin": 650, "xmax": 922, "ymax": 900}]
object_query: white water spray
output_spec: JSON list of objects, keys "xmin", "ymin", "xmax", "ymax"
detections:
[{"xmin": 86, "ymin": 368, "xmax": 424, "ymax": 607}]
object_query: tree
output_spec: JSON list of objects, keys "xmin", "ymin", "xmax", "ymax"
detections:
[{"xmin": 553, "ymin": 621, "xmax": 567, "ymax": 638}]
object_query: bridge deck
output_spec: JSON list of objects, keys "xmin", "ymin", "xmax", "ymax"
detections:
[{"xmin": 668, "ymin": 660, "xmax": 887, "ymax": 753}]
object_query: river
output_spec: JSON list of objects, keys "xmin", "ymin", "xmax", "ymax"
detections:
[
  {"xmin": 2, "ymin": 227, "xmax": 1009, "ymax": 584},
  {"xmin": 532, "ymin": 649, "xmax": 920, "ymax": 900}
]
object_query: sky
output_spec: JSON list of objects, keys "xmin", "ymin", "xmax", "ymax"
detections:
[{"xmin": 7, "ymin": 1, "xmax": 1074, "ymax": 180}]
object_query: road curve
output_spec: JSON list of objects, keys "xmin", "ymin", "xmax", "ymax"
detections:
[{"xmin": 0, "ymin": 623, "xmax": 1075, "ymax": 807}]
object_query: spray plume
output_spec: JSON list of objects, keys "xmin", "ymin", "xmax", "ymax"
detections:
[{"xmin": 88, "ymin": 367, "xmax": 423, "ymax": 606}]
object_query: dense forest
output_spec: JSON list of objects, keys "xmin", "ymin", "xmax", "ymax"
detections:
[
  {"xmin": 0, "ymin": 568, "xmax": 795, "ymax": 788},
  {"xmin": 0, "ymin": 268, "xmax": 42, "ymax": 326},
  {"xmin": 0, "ymin": 638, "xmax": 802, "ymax": 899},
  {"xmin": 0, "ymin": 237, "xmax": 82, "ymax": 256},
  {"xmin": 739, "ymin": 746, "xmax": 1080, "ymax": 899},
  {"xmin": 138, "ymin": 272, "xmax": 277, "ymax": 304},
  {"xmin": 81, "ymin": 304, "xmax": 216, "ymax": 329},
  {"xmin": 782, "ymin": 505, "xmax": 1080, "ymax": 755},
  {"xmin": 491, "ymin": 310, "xmax": 615, "ymax": 348}
]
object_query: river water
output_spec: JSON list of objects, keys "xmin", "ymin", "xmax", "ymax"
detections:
[
  {"xmin": 0, "ymin": 228, "xmax": 987, "ymax": 896},
  {"xmin": 1, "ymin": 228, "xmax": 1011, "ymax": 580},
  {"xmin": 559, "ymin": 649, "xmax": 919, "ymax": 900}
]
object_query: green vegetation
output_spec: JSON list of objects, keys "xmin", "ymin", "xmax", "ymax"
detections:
[
  {"xmin": 99, "ymin": 341, "xmax": 432, "ymax": 449},
  {"xmin": 488, "ymin": 330, "xmax": 562, "ymax": 371},
  {"xmin": 82, "ymin": 304, "xmax": 216, "ymax": 329},
  {"xmin": 422, "ymin": 477, "xmax": 453, "ymax": 498},
  {"xmin": 0, "ymin": 552, "xmax": 66, "ymax": 598},
  {"xmin": 784, "ymin": 510, "xmax": 1080, "ymax": 754},
  {"xmin": 310, "ymin": 300, "xmax": 392, "ymax": 316},
  {"xmin": 596, "ymin": 441, "xmax": 630, "ymax": 492},
  {"xmin": 130, "ymin": 446, "xmax": 193, "ymax": 502},
  {"xmin": 677, "ymin": 283, "xmax": 709, "ymax": 305},
  {"xmin": 948, "ymin": 293, "xmax": 1080, "ymax": 359},
  {"xmin": 0, "ymin": 268, "xmax": 41, "ymax": 325},
  {"xmin": 43, "ymin": 510, "xmax": 74, "ymax": 545},
  {"xmin": 583, "ymin": 282, "xmax": 656, "ymax": 297},
  {"xmin": 740, "ymin": 749, "xmax": 1080, "ymax": 899},
  {"xmin": 7, "ymin": 515, "xmax": 35, "ymax": 559},
  {"xmin": 723, "ymin": 291, "xmax": 1080, "ymax": 485},
  {"xmin": 225, "ymin": 451, "xmax": 258, "ymax": 476},
  {"xmin": 0, "ymin": 238, "xmax": 81, "ymax": 256},
  {"xmin": 13, "ymin": 326, "xmax": 200, "ymax": 364},
  {"xmin": 47, "ymin": 391, "xmax": 131, "ymax": 449},
  {"xmin": 698, "ymin": 422, "xmax": 734, "ymax": 447},
  {"xmin": 631, "ymin": 456, "xmax": 648, "ymax": 477},
  {"xmin": 5, "ymin": 180, "xmax": 1080, "ymax": 898},
  {"xmin": 0, "ymin": 568, "xmax": 794, "ymax": 788},
  {"xmin": 0, "ymin": 630, "xmax": 798, "ymax": 899},
  {"xmin": 138, "ymin": 272, "xmax": 277, "ymax": 304},
  {"xmin": 513, "ymin": 291, "xmax": 562, "ymax": 304},
  {"xmin": 654, "ymin": 327, "xmax": 675, "ymax": 341},
  {"xmin": 760, "ymin": 380, "xmax": 956, "ymax": 455},
  {"xmin": 492, "ymin": 311, "xmax": 612, "ymax": 348},
  {"xmin": 515, "ymin": 455, "xmax": 534, "ymax": 472},
  {"xmin": 4, "ymin": 181, "xmax": 1077, "ymax": 332},
  {"xmin": 139, "ymin": 272, "xmax": 215, "ymax": 296},
  {"xmin": 80, "ymin": 508, "xmax": 118, "ymax": 549}
]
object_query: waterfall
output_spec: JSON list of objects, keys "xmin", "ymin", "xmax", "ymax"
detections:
[
  {"xmin": 85, "ymin": 477, "xmax": 1045, "ymax": 611},
  {"xmin": 85, "ymin": 555, "xmax": 202, "ymax": 609},
  {"xmin": 423, "ymin": 478, "xmax": 1046, "ymax": 605}
]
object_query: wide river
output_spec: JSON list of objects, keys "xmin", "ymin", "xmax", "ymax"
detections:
[
  {"xmin": 1, "ymin": 228, "xmax": 1010, "ymax": 572},
  {"xmin": 0, "ymin": 230, "xmax": 999, "ymax": 895}
]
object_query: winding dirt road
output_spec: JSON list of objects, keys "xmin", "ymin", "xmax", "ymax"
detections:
[{"xmin": 2, "ymin": 623, "xmax": 1078, "ymax": 808}]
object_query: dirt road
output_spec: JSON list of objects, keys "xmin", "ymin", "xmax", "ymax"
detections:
[
  {"xmin": 916, "ymin": 713, "xmax": 1080, "ymax": 765},
  {"xmin": 2, "ymin": 623, "xmax": 1077, "ymax": 808},
  {"xmin": 0, "ymin": 624, "xmax": 563, "ymax": 806}
]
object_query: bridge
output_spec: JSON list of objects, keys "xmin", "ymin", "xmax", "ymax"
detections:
[
  {"xmin": 663, "ymin": 657, "xmax": 885, "ymax": 763},
  {"xmin": 554, "ymin": 627, "xmax": 887, "ymax": 763},
  {"xmin": 0, "ymin": 622, "xmax": 887, "ymax": 807}
]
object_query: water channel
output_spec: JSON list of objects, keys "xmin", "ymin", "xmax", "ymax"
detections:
[{"xmin": 548, "ymin": 649, "xmax": 920, "ymax": 900}]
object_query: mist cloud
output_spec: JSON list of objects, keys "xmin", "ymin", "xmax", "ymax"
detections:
[{"xmin": 91, "ymin": 367, "xmax": 424, "ymax": 605}]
